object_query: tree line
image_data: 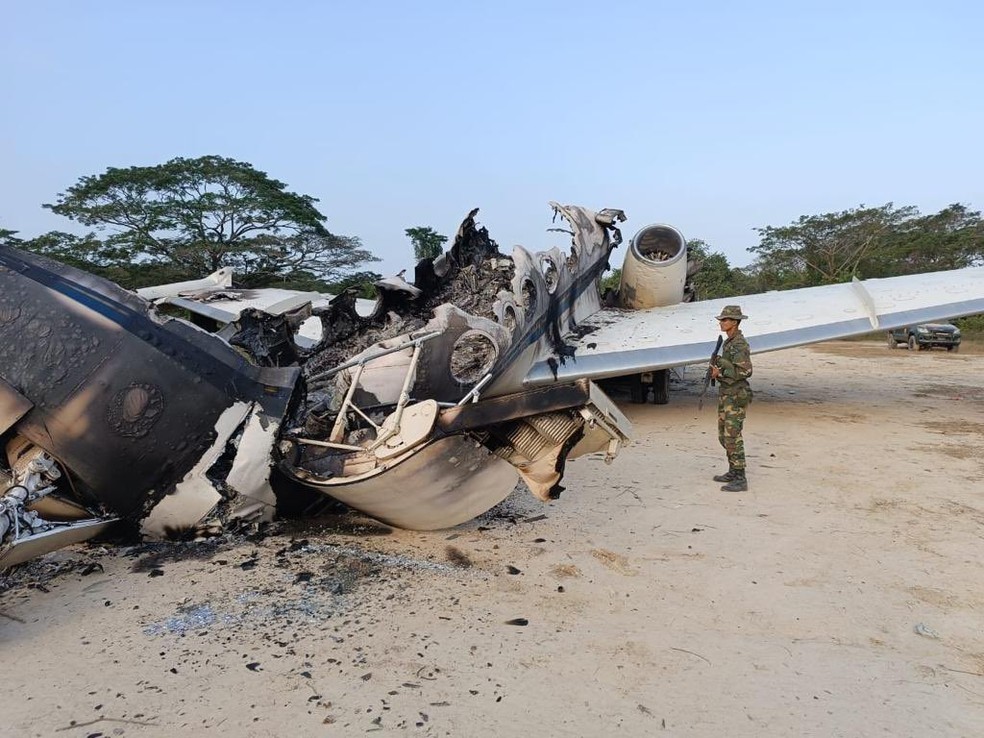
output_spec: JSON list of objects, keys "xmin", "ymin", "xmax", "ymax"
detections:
[
  {"xmin": 2, "ymin": 156, "xmax": 982, "ymax": 319},
  {"xmin": 689, "ymin": 202, "xmax": 984, "ymax": 301}
]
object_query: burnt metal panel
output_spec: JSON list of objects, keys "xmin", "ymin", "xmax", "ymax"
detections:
[
  {"xmin": 436, "ymin": 380, "xmax": 592, "ymax": 434},
  {"xmin": 0, "ymin": 375, "xmax": 32, "ymax": 436},
  {"xmin": 0, "ymin": 246, "xmax": 299, "ymax": 517}
]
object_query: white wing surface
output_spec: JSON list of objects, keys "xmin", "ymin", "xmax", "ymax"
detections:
[{"xmin": 524, "ymin": 267, "xmax": 984, "ymax": 386}]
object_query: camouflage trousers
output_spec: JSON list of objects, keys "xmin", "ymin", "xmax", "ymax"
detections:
[{"xmin": 718, "ymin": 391, "xmax": 751, "ymax": 471}]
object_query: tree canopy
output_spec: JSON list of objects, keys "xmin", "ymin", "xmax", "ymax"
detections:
[
  {"xmin": 40, "ymin": 155, "xmax": 378, "ymax": 288},
  {"xmin": 878, "ymin": 203, "xmax": 984, "ymax": 276},
  {"xmin": 747, "ymin": 202, "xmax": 984, "ymax": 289},
  {"xmin": 405, "ymin": 226, "xmax": 447, "ymax": 261},
  {"xmin": 322, "ymin": 270, "xmax": 384, "ymax": 299},
  {"xmin": 687, "ymin": 202, "xmax": 984, "ymax": 334},
  {"xmin": 0, "ymin": 226, "xmax": 21, "ymax": 246},
  {"xmin": 687, "ymin": 238, "xmax": 754, "ymax": 300}
]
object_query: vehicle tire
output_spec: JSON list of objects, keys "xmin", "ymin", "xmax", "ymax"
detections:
[
  {"xmin": 948, "ymin": 345, "xmax": 959, "ymax": 353},
  {"xmin": 908, "ymin": 336, "xmax": 916, "ymax": 351},
  {"xmin": 629, "ymin": 375, "xmax": 646, "ymax": 404},
  {"xmin": 652, "ymin": 369, "xmax": 669, "ymax": 405},
  {"xmin": 887, "ymin": 333, "xmax": 897, "ymax": 349}
]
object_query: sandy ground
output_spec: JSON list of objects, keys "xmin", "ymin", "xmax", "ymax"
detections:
[{"xmin": 2, "ymin": 341, "xmax": 983, "ymax": 738}]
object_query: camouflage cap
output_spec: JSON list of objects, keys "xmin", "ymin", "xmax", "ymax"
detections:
[{"xmin": 716, "ymin": 305, "xmax": 748, "ymax": 321}]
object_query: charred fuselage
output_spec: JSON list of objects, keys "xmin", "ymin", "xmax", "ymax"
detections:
[{"xmin": 0, "ymin": 204, "xmax": 633, "ymax": 564}]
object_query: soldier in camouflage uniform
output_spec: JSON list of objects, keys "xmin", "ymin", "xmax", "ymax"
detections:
[{"xmin": 709, "ymin": 305, "xmax": 753, "ymax": 491}]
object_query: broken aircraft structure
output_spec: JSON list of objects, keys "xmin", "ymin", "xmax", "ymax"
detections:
[{"xmin": 2, "ymin": 203, "xmax": 984, "ymax": 567}]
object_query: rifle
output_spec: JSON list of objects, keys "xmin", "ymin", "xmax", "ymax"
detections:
[{"xmin": 698, "ymin": 334, "xmax": 724, "ymax": 409}]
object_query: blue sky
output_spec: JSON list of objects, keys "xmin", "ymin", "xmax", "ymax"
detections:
[{"xmin": 3, "ymin": 1, "xmax": 982, "ymax": 277}]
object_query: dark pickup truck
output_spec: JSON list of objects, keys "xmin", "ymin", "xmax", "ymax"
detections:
[{"xmin": 887, "ymin": 323, "xmax": 961, "ymax": 351}]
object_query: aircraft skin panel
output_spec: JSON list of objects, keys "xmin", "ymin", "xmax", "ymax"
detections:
[
  {"xmin": 160, "ymin": 291, "xmax": 377, "ymax": 321},
  {"xmin": 4, "ymin": 205, "xmax": 979, "ymax": 564},
  {"xmin": 133, "ymin": 267, "xmax": 233, "ymax": 300},
  {"xmin": 0, "ymin": 519, "xmax": 117, "ymax": 568},
  {"xmin": 159, "ymin": 296, "xmax": 241, "ymax": 324},
  {"xmin": 289, "ymin": 435, "xmax": 520, "ymax": 531},
  {"xmin": 524, "ymin": 267, "xmax": 984, "ymax": 386},
  {"xmin": 0, "ymin": 245, "xmax": 300, "ymax": 517}
]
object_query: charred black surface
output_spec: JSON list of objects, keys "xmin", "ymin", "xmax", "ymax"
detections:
[
  {"xmin": 270, "ymin": 468, "xmax": 353, "ymax": 519},
  {"xmin": 413, "ymin": 258, "xmax": 441, "ymax": 295},
  {"xmin": 409, "ymin": 309, "xmax": 499, "ymax": 401},
  {"xmin": 0, "ymin": 376, "xmax": 32, "ymax": 436},
  {"xmin": 228, "ymin": 306, "xmax": 310, "ymax": 367},
  {"xmin": 0, "ymin": 245, "xmax": 299, "ymax": 518},
  {"xmin": 0, "ymin": 203, "xmax": 630, "ymax": 549},
  {"xmin": 299, "ymin": 209, "xmax": 514, "ymax": 412},
  {"xmin": 436, "ymin": 380, "xmax": 593, "ymax": 434},
  {"xmin": 371, "ymin": 280, "xmax": 420, "ymax": 318},
  {"xmin": 546, "ymin": 425, "xmax": 586, "ymax": 499},
  {"xmin": 304, "ymin": 288, "xmax": 390, "ymax": 374},
  {"xmin": 445, "ymin": 208, "xmax": 504, "ymax": 275},
  {"xmin": 547, "ymin": 245, "xmax": 616, "ymax": 367},
  {"xmin": 545, "ymin": 356, "xmax": 560, "ymax": 380}
]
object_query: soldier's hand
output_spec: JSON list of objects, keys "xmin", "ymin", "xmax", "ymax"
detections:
[{"xmin": 709, "ymin": 365, "xmax": 721, "ymax": 379}]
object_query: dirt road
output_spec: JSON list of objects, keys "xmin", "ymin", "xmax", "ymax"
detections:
[{"xmin": 2, "ymin": 342, "xmax": 983, "ymax": 737}]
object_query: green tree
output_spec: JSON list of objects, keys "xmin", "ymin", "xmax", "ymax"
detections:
[
  {"xmin": 42, "ymin": 155, "xmax": 377, "ymax": 288},
  {"xmin": 749, "ymin": 203, "xmax": 918, "ymax": 289},
  {"xmin": 0, "ymin": 226, "xmax": 22, "ymax": 247},
  {"xmin": 876, "ymin": 203, "xmax": 984, "ymax": 276},
  {"xmin": 22, "ymin": 230, "xmax": 191, "ymax": 286},
  {"xmin": 686, "ymin": 239, "xmax": 747, "ymax": 300},
  {"xmin": 747, "ymin": 203, "xmax": 984, "ymax": 289},
  {"xmin": 600, "ymin": 267, "xmax": 621, "ymax": 295},
  {"xmin": 405, "ymin": 226, "xmax": 447, "ymax": 261},
  {"xmin": 324, "ymin": 270, "xmax": 383, "ymax": 299},
  {"xmin": 25, "ymin": 230, "xmax": 125, "ymax": 269}
]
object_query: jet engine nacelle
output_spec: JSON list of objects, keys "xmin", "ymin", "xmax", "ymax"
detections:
[{"xmin": 618, "ymin": 224, "xmax": 688, "ymax": 309}]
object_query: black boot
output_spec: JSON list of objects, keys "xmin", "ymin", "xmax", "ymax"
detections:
[
  {"xmin": 713, "ymin": 467, "xmax": 736, "ymax": 482},
  {"xmin": 721, "ymin": 471, "xmax": 747, "ymax": 492}
]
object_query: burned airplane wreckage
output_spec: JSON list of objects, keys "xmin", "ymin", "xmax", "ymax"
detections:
[
  {"xmin": 0, "ymin": 204, "xmax": 651, "ymax": 565},
  {"xmin": 6, "ymin": 198, "xmax": 984, "ymax": 567}
]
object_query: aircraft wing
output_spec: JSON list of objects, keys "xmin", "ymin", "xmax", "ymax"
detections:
[
  {"xmin": 524, "ymin": 267, "xmax": 984, "ymax": 386},
  {"xmin": 150, "ymin": 287, "xmax": 377, "ymax": 346},
  {"xmin": 134, "ymin": 267, "xmax": 234, "ymax": 299},
  {"xmin": 158, "ymin": 288, "xmax": 325, "ymax": 322}
]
